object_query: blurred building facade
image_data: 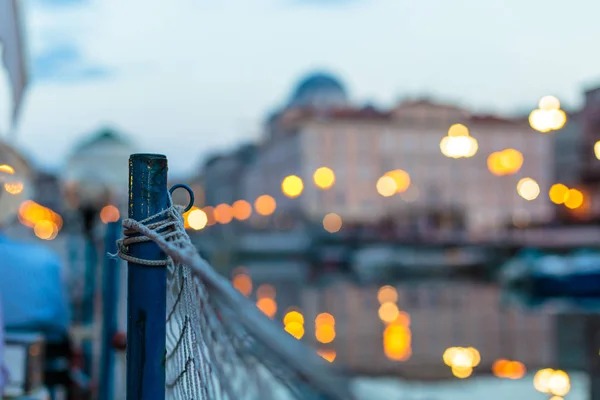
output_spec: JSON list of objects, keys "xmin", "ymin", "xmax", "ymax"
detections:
[
  {"xmin": 202, "ymin": 72, "xmax": 556, "ymax": 238},
  {"xmin": 579, "ymin": 87, "xmax": 600, "ymax": 220}
]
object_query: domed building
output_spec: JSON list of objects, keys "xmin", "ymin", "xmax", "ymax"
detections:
[
  {"xmin": 287, "ymin": 72, "xmax": 349, "ymax": 109},
  {"xmin": 63, "ymin": 127, "xmax": 135, "ymax": 213}
]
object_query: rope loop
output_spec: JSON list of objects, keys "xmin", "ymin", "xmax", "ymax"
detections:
[{"xmin": 115, "ymin": 193, "xmax": 187, "ymax": 266}]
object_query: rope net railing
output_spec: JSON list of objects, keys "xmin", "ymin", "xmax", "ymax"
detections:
[{"xmin": 117, "ymin": 202, "xmax": 353, "ymax": 400}]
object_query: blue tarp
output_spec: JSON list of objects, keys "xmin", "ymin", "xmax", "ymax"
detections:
[{"xmin": 0, "ymin": 234, "xmax": 70, "ymax": 338}]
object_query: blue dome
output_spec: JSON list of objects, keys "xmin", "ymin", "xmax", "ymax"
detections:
[{"xmin": 289, "ymin": 72, "xmax": 349, "ymax": 109}]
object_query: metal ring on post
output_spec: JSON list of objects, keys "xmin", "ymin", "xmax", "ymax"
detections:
[{"xmin": 169, "ymin": 184, "xmax": 195, "ymax": 212}]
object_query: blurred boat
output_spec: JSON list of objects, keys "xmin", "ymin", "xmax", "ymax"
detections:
[
  {"xmin": 351, "ymin": 245, "xmax": 489, "ymax": 283},
  {"xmin": 500, "ymin": 250, "xmax": 600, "ymax": 297}
]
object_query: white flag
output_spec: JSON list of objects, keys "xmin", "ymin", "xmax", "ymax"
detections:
[{"xmin": 0, "ymin": 0, "xmax": 28, "ymax": 126}]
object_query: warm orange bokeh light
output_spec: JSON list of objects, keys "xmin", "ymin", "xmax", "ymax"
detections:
[
  {"xmin": 283, "ymin": 311, "xmax": 304, "ymax": 326},
  {"xmin": 377, "ymin": 285, "xmax": 398, "ymax": 304},
  {"xmin": 384, "ymin": 170, "xmax": 411, "ymax": 193},
  {"xmin": 232, "ymin": 200, "xmax": 252, "ymax": 221},
  {"xmin": 452, "ymin": 366, "xmax": 473, "ymax": 379},
  {"xmin": 549, "ymin": 184, "xmax": 569, "ymax": 204},
  {"xmin": 378, "ymin": 302, "xmax": 400, "ymax": 324},
  {"xmin": 4, "ymin": 181, "xmax": 24, "ymax": 195},
  {"xmin": 0, "ymin": 164, "xmax": 15, "ymax": 174},
  {"xmin": 313, "ymin": 167, "xmax": 336, "ymax": 189},
  {"xmin": 317, "ymin": 349, "xmax": 337, "ymax": 362},
  {"xmin": 254, "ymin": 195, "xmax": 276, "ymax": 216},
  {"xmin": 34, "ymin": 220, "xmax": 58, "ymax": 240},
  {"xmin": 383, "ymin": 323, "xmax": 411, "ymax": 361},
  {"xmin": 256, "ymin": 297, "xmax": 277, "ymax": 318},
  {"xmin": 100, "ymin": 205, "xmax": 120, "ymax": 224},
  {"xmin": 315, "ymin": 313, "xmax": 335, "ymax": 327},
  {"xmin": 488, "ymin": 149, "xmax": 523, "ymax": 176},
  {"xmin": 282, "ymin": 175, "xmax": 304, "ymax": 198},
  {"xmin": 315, "ymin": 325, "xmax": 336, "ymax": 344},
  {"xmin": 256, "ymin": 283, "xmax": 276, "ymax": 300},
  {"xmin": 232, "ymin": 273, "xmax": 252, "ymax": 297},
  {"xmin": 564, "ymin": 189, "xmax": 584, "ymax": 209},
  {"xmin": 203, "ymin": 206, "xmax": 216, "ymax": 226},
  {"xmin": 18, "ymin": 201, "xmax": 62, "ymax": 238},
  {"xmin": 187, "ymin": 208, "xmax": 208, "ymax": 230},
  {"xmin": 322, "ymin": 213, "xmax": 342, "ymax": 233},
  {"xmin": 214, "ymin": 203, "xmax": 233, "ymax": 224},
  {"xmin": 284, "ymin": 321, "xmax": 304, "ymax": 339}
]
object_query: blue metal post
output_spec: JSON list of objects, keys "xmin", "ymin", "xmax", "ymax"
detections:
[
  {"xmin": 99, "ymin": 220, "xmax": 121, "ymax": 400},
  {"xmin": 127, "ymin": 154, "xmax": 168, "ymax": 400}
]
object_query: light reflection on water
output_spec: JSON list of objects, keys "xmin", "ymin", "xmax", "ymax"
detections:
[{"xmin": 250, "ymin": 277, "xmax": 596, "ymax": 398}]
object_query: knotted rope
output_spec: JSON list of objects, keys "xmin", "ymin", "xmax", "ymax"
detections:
[{"xmin": 115, "ymin": 195, "xmax": 355, "ymax": 400}]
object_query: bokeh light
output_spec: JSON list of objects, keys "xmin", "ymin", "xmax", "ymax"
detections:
[
  {"xmin": 378, "ymin": 302, "xmax": 400, "ymax": 324},
  {"xmin": 187, "ymin": 208, "xmax": 208, "ymax": 230},
  {"xmin": 539, "ymin": 95, "xmax": 560, "ymax": 110},
  {"xmin": 443, "ymin": 347, "xmax": 481, "ymax": 377},
  {"xmin": 282, "ymin": 175, "xmax": 304, "ymax": 198},
  {"xmin": 384, "ymin": 170, "xmax": 411, "ymax": 193},
  {"xmin": 18, "ymin": 201, "xmax": 62, "ymax": 239},
  {"xmin": 383, "ymin": 321, "xmax": 411, "ymax": 361},
  {"xmin": 376, "ymin": 176, "xmax": 397, "ymax": 197},
  {"xmin": 517, "ymin": 178, "xmax": 540, "ymax": 201},
  {"xmin": 214, "ymin": 203, "xmax": 233, "ymax": 224},
  {"xmin": 315, "ymin": 313, "xmax": 336, "ymax": 344},
  {"xmin": 283, "ymin": 309, "xmax": 305, "ymax": 340},
  {"xmin": 256, "ymin": 297, "xmax": 277, "ymax": 319},
  {"xmin": 377, "ymin": 285, "xmax": 398, "ymax": 304},
  {"xmin": 440, "ymin": 124, "xmax": 478, "ymax": 158},
  {"xmin": 448, "ymin": 124, "xmax": 469, "ymax": 137},
  {"xmin": 232, "ymin": 200, "xmax": 252, "ymax": 221},
  {"xmin": 232, "ymin": 269, "xmax": 252, "ymax": 297},
  {"xmin": 315, "ymin": 324, "xmax": 336, "ymax": 344},
  {"xmin": 283, "ymin": 311, "xmax": 304, "ymax": 326},
  {"xmin": 530, "ymin": 96, "xmax": 567, "ymax": 132},
  {"xmin": 0, "ymin": 164, "xmax": 15, "ymax": 174},
  {"xmin": 315, "ymin": 313, "xmax": 335, "ymax": 327},
  {"xmin": 323, "ymin": 213, "xmax": 343, "ymax": 233},
  {"xmin": 33, "ymin": 220, "xmax": 58, "ymax": 240},
  {"xmin": 284, "ymin": 321, "xmax": 304, "ymax": 340},
  {"xmin": 564, "ymin": 189, "xmax": 584, "ymax": 209},
  {"xmin": 254, "ymin": 195, "xmax": 276, "ymax": 216},
  {"xmin": 4, "ymin": 181, "xmax": 23, "ymax": 195},
  {"xmin": 488, "ymin": 149, "xmax": 523, "ymax": 176},
  {"xmin": 317, "ymin": 349, "xmax": 336, "ymax": 363},
  {"xmin": 313, "ymin": 167, "xmax": 336, "ymax": 189},
  {"xmin": 100, "ymin": 205, "xmax": 120, "ymax": 224},
  {"xmin": 549, "ymin": 184, "xmax": 569, "ymax": 205},
  {"xmin": 534, "ymin": 369, "xmax": 570, "ymax": 397},
  {"xmin": 595, "ymin": 141, "xmax": 600, "ymax": 160},
  {"xmin": 203, "ymin": 206, "xmax": 216, "ymax": 226},
  {"xmin": 492, "ymin": 359, "xmax": 526, "ymax": 380}
]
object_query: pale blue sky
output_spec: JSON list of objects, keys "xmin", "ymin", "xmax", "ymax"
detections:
[{"xmin": 1, "ymin": 0, "xmax": 599, "ymax": 174}]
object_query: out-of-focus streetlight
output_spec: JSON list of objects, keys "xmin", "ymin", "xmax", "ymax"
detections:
[
  {"xmin": 488, "ymin": 149, "xmax": 524, "ymax": 176},
  {"xmin": 529, "ymin": 96, "xmax": 567, "ymax": 133},
  {"xmin": 594, "ymin": 140, "xmax": 600, "ymax": 160},
  {"xmin": 440, "ymin": 124, "xmax": 478, "ymax": 158}
]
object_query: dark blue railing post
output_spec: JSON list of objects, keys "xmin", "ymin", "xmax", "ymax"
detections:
[
  {"xmin": 99, "ymin": 220, "xmax": 121, "ymax": 400},
  {"xmin": 127, "ymin": 154, "xmax": 168, "ymax": 400}
]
